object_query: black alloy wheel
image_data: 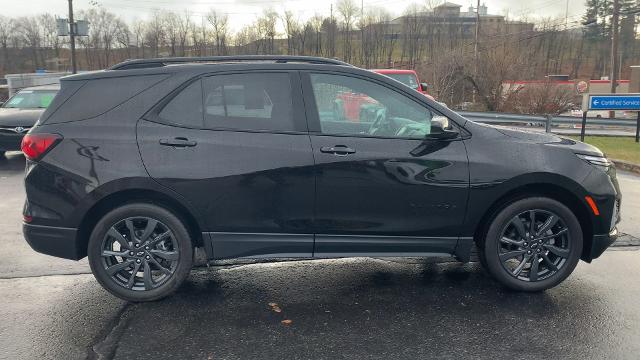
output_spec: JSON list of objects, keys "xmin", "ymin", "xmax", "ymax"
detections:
[
  {"xmin": 498, "ymin": 209, "xmax": 570, "ymax": 282},
  {"xmin": 88, "ymin": 203, "xmax": 193, "ymax": 302},
  {"xmin": 482, "ymin": 197, "xmax": 583, "ymax": 292}
]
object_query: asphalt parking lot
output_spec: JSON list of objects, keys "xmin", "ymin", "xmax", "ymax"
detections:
[{"xmin": 1, "ymin": 151, "xmax": 640, "ymax": 360}]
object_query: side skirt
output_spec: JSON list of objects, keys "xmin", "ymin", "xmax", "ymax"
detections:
[{"xmin": 202, "ymin": 232, "xmax": 475, "ymax": 262}]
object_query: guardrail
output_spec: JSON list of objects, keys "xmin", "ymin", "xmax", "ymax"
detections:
[
  {"xmin": 458, "ymin": 111, "xmax": 640, "ymax": 142},
  {"xmin": 458, "ymin": 111, "xmax": 637, "ymax": 128}
]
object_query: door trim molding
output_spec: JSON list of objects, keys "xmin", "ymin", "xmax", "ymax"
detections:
[{"xmin": 203, "ymin": 232, "xmax": 473, "ymax": 261}]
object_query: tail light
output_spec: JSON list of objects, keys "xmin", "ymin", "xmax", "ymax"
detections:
[{"xmin": 21, "ymin": 133, "xmax": 62, "ymax": 161}]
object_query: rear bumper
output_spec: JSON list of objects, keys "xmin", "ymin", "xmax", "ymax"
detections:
[
  {"xmin": 589, "ymin": 227, "xmax": 618, "ymax": 261},
  {"xmin": 23, "ymin": 223, "xmax": 83, "ymax": 260},
  {"xmin": 0, "ymin": 132, "xmax": 24, "ymax": 151}
]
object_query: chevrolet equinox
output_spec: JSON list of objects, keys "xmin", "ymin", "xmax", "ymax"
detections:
[{"xmin": 21, "ymin": 56, "xmax": 621, "ymax": 301}]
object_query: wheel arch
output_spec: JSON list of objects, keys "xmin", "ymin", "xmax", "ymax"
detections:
[
  {"xmin": 75, "ymin": 183, "xmax": 205, "ymax": 259},
  {"xmin": 473, "ymin": 181, "xmax": 594, "ymax": 262}
]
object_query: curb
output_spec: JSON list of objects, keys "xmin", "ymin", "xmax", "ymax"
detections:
[{"xmin": 612, "ymin": 159, "xmax": 640, "ymax": 175}]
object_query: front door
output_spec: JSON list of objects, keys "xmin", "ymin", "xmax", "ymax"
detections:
[
  {"xmin": 137, "ymin": 71, "xmax": 315, "ymax": 259},
  {"xmin": 302, "ymin": 72, "xmax": 469, "ymax": 256}
]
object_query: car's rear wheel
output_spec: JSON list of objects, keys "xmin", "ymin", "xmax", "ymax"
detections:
[
  {"xmin": 481, "ymin": 197, "xmax": 582, "ymax": 292},
  {"xmin": 88, "ymin": 203, "xmax": 193, "ymax": 302}
]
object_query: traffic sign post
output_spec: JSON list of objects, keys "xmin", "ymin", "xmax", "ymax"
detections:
[{"xmin": 581, "ymin": 93, "xmax": 640, "ymax": 142}]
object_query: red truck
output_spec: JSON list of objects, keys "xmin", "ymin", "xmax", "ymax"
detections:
[
  {"xmin": 333, "ymin": 69, "xmax": 435, "ymax": 123},
  {"xmin": 370, "ymin": 69, "xmax": 435, "ymax": 101}
]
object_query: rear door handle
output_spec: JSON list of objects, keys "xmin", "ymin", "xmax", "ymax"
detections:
[
  {"xmin": 320, "ymin": 145, "xmax": 356, "ymax": 155},
  {"xmin": 159, "ymin": 137, "xmax": 197, "ymax": 148}
]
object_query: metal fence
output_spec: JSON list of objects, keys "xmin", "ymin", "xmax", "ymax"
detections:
[{"xmin": 458, "ymin": 111, "xmax": 640, "ymax": 142}]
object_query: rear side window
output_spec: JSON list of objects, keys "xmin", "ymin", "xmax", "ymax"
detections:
[
  {"xmin": 202, "ymin": 73, "xmax": 294, "ymax": 132},
  {"xmin": 46, "ymin": 74, "xmax": 169, "ymax": 124},
  {"xmin": 159, "ymin": 80, "xmax": 203, "ymax": 128}
]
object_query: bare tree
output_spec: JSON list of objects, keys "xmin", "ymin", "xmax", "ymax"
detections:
[
  {"xmin": 282, "ymin": 11, "xmax": 300, "ymax": 55},
  {"xmin": 257, "ymin": 9, "xmax": 278, "ymax": 54},
  {"xmin": 18, "ymin": 16, "xmax": 43, "ymax": 70},
  {"xmin": 145, "ymin": 11, "xmax": 165, "ymax": 57},
  {"xmin": 337, "ymin": 0, "xmax": 358, "ymax": 63},
  {"xmin": 0, "ymin": 16, "xmax": 15, "ymax": 73},
  {"xmin": 207, "ymin": 10, "xmax": 229, "ymax": 55}
]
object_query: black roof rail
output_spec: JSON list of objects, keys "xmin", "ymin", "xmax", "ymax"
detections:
[{"xmin": 110, "ymin": 55, "xmax": 353, "ymax": 70}]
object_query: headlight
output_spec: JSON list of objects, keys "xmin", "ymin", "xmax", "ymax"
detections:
[{"xmin": 576, "ymin": 154, "xmax": 612, "ymax": 170}]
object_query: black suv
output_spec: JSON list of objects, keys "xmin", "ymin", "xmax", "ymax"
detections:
[{"xmin": 22, "ymin": 56, "xmax": 621, "ymax": 301}]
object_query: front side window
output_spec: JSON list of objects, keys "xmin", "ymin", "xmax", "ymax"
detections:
[
  {"xmin": 202, "ymin": 73, "xmax": 294, "ymax": 132},
  {"xmin": 309, "ymin": 73, "xmax": 434, "ymax": 138},
  {"xmin": 4, "ymin": 90, "xmax": 58, "ymax": 109}
]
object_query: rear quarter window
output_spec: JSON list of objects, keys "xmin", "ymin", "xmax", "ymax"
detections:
[{"xmin": 45, "ymin": 74, "xmax": 169, "ymax": 124}]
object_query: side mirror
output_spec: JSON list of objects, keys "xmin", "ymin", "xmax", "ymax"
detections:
[
  {"xmin": 420, "ymin": 83, "xmax": 429, "ymax": 92},
  {"xmin": 427, "ymin": 116, "xmax": 458, "ymax": 140}
]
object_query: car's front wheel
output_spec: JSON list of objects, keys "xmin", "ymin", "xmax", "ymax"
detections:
[
  {"xmin": 482, "ymin": 197, "xmax": 583, "ymax": 292},
  {"xmin": 88, "ymin": 203, "xmax": 193, "ymax": 302}
]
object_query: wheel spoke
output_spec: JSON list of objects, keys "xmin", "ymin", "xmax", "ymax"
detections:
[
  {"xmin": 140, "ymin": 219, "xmax": 158, "ymax": 242},
  {"xmin": 511, "ymin": 216, "xmax": 527, "ymax": 240},
  {"xmin": 512, "ymin": 255, "xmax": 530, "ymax": 276},
  {"xmin": 500, "ymin": 237, "xmax": 524, "ymax": 247},
  {"xmin": 149, "ymin": 250, "xmax": 179, "ymax": 261},
  {"xmin": 143, "ymin": 261, "xmax": 154, "ymax": 290},
  {"xmin": 499, "ymin": 250, "xmax": 526, "ymax": 262},
  {"xmin": 146, "ymin": 231, "xmax": 171, "ymax": 247},
  {"xmin": 529, "ymin": 254, "xmax": 539, "ymax": 281},
  {"xmin": 545, "ymin": 244, "xmax": 570, "ymax": 258},
  {"xmin": 106, "ymin": 259, "xmax": 135, "ymax": 276},
  {"xmin": 126, "ymin": 262, "xmax": 142, "ymax": 289},
  {"xmin": 536, "ymin": 215, "xmax": 559, "ymax": 237},
  {"xmin": 537, "ymin": 228, "xmax": 568, "ymax": 241},
  {"xmin": 540, "ymin": 252, "xmax": 558, "ymax": 271},
  {"xmin": 125, "ymin": 219, "xmax": 136, "ymax": 241},
  {"xmin": 102, "ymin": 250, "xmax": 130, "ymax": 258},
  {"xmin": 529, "ymin": 210, "xmax": 536, "ymax": 235},
  {"xmin": 107, "ymin": 227, "xmax": 131, "ymax": 250},
  {"xmin": 147, "ymin": 256, "xmax": 173, "ymax": 276}
]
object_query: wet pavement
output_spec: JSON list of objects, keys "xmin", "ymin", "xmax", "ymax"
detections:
[{"xmin": 1, "ymin": 151, "xmax": 640, "ymax": 360}]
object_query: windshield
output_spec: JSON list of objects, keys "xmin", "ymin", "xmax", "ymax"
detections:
[
  {"xmin": 3, "ymin": 90, "xmax": 58, "ymax": 109},
  {"xmin": 386, "ymin": 74, "xmax": 419, "ymax": 90}
]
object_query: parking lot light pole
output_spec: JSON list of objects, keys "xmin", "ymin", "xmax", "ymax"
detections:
[{"xmin": 68, "ymin": 0, "xmax": 77, "ymax": 74}]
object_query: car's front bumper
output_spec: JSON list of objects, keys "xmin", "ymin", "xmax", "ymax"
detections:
[
  {"xmin": 23, "ymin": 223, "xmax": 82, "ymax": 260},
  {"xmin": 590, "ymin": 227, "xmax": 618, "ymax": 261},
  {"xmin": 0, "ymin": 131, "xmax": 25, "ymax": 151}
]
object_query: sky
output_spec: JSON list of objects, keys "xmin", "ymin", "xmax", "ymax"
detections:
[{"xmin": 1, "ymin": 0, "xmax": 587, "ymax": 31}]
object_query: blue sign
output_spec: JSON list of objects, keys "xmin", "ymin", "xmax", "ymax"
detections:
[{"xmin": 589, "ymin": 95, "xmax": 640, "ymax": 110}]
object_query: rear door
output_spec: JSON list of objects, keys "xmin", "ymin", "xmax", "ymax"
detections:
[
  {"xmin": 302, "ymin": 71, "xmax": 469, "ymax": 256},
  {"xmin": 137, "ymin": 71, "xmax": 316, "ymax": 259}
]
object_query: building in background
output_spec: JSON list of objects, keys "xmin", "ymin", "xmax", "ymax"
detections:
[{"xmin": 382, "ymin": 2, "xmax": 535, "ymax": 39}]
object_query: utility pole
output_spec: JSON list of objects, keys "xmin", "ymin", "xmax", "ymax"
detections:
[
  {"xmin": 473, "ymin": 0, "xmax": 480, "ymax": 103},
  {"xmin": 361, "ymin": 0, "xmax": 364, "ymax": 66},
  {"xmin": 68, "ymin": 0, "xmax": 77, "ymax": 74},
  {"xmin": 565, "ymin": 0, "xmax": 570, "ymax": 28},
  {"xmin": 609, "ymin": 0, "xmax": 620, "ymax": 118}
]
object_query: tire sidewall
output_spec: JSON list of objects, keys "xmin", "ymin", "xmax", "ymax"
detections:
[
  {"xmin": 483, "ymin": 197, "xmax": 583, "ymax": 292},
  {"xmin": 88, "ymin": 203, "xmax": 193, "ymax": 302}
]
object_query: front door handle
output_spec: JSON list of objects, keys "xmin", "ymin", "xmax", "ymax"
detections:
[
  {"xmin": 159, "ymin": 137, "xmax": 198, "ymax": 148},
  {"xmin": 320, "ymin": 145, "xmax": 356, "ymax": 155}
]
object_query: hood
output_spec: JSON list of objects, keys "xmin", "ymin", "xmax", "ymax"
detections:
[
  {"xmin": 491, "ymin": 125, "xmax": 605, "ymax": 157},
  {"xmin": 0, "ymin": 108, "xmax": 45, "ymax": 127}
]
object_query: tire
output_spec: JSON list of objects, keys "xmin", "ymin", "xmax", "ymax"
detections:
[
  {"xmin": 481, "ymin": 197, "xmax": 583, "ymax": 292},
  {"xmin": 88, "ymin": 203, "xmax": 193, "ymax": 302}
]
